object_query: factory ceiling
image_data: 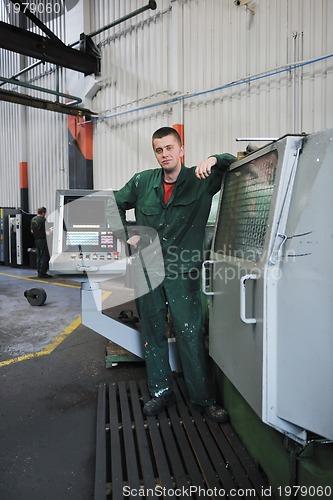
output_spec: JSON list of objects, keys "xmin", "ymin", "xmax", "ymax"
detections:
[
  {"xmin": 0, "ymin": 0, "xmax": 100, "ymax": 117},
  {"xmin": 0, "ymin": 0, "xmax": 156, "ymax": 117}
]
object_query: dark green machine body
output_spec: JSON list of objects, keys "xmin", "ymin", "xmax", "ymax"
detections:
[{"xmin": 214, "ymin": 370, "xmax": 333, "ymax": 500}]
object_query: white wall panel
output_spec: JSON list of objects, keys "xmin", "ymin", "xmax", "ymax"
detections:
[
  {"xmin": 1, "ymin": 0, "xmax": 333, "ymax": 207},
  {"xmin": 26, "ymin": 106, "xmax": 68, "ymax": 216},
  {"xmin": 0, "ymin": 0, "xmax": 68, "ymax": 214},
  {"xmin": 92, "ymin": 0, "xmax": 173, "ymax": 190},
  {"xmin": 0, "ymin": 101, "xmax": 21, "ymax": 207},
  {"xmin": 90, "ymin": 0, "xmax": 332, "ymax": 190}
]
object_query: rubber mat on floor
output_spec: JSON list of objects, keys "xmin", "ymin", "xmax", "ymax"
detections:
[{"xmin": 94, "ymin": 376, "xmax": 273, "ymax": 499}]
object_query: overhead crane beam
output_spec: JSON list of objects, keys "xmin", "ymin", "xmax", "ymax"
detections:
[
  {"xmin": 0, "ymin": 88, "xmax": 95, "ymax": 117},
  {"xmin": 0, "ymin": 21, "xmax": 100, "ymax": 76}
]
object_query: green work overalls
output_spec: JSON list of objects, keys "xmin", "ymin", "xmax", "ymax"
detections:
[{"xmin": 107, "ymin": 154, "xmax": 236, "ymax": 405}]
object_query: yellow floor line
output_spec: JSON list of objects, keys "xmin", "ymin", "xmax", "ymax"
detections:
[
  {"xmin": 0, "ymin": 316, "xmax": 82, "ymax": 367},
  {"xmin": 0, "ymin": 272, "xmax": 80, "ymax": 288},
  {"xmin": 0, "ymin": 286, "xmax": 112, "ymax": 367},
  {"xmin": 0, "ymin": 270, "xmax": 112, "ymax": 367}
]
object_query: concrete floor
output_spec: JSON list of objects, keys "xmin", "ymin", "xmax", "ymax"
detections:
[{"xmin": 0, "ymin": 265, "xmax": 146, "ymax": 500}]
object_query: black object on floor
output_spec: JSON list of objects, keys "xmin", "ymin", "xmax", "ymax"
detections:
[{"xmin": 24, "ymin": 287, "xmax": 47, "ymax": 306}]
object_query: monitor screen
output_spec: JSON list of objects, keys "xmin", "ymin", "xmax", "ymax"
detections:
[
  {"xmin": 62, "ymin": 195, "xmax": 116, "ymax": 252},
  {"xmin": 65, "ymin": 231, "xmax": 100, "ymax": 247},
  {"xmin": 64, "ymin": 197, "xmax": 106, "ymax": 228}
]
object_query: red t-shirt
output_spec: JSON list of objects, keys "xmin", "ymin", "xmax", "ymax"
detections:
[{"xmin": 163, "ymin": 181, "xmax": 175, "ymax": 204}]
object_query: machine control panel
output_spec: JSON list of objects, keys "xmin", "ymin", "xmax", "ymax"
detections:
[{"xmin": 49, "ymin": 189, "xmax": 127, "ymax": 276}]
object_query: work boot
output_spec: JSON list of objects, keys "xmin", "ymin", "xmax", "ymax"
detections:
[
  {"xmin": 203, "ymin": 404, "xmax": 229, "ymax": 424},
  {"xmin": 38, "ymin": 273, "xmax": 52, "ymax": 279},
  {"xmin": 143, "ymin": 393, "xmax": 175, "ymax": 416}
]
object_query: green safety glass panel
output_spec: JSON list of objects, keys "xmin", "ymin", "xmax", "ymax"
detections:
[{"xmin": 214, "ymin": 150, "xmax": 278, "ymax": 261}]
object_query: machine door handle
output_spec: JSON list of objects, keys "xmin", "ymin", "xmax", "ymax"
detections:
[
  {"xmin": 240, "ymin": 274, "xmax": 258, "ymax": 324},
  {"xmin": 202, "ymin": 260, "xmax": 215, "ymax": 296},
  {"xmin": 269, "ymin": 233, "xmax": 287, "ymax": 265}
]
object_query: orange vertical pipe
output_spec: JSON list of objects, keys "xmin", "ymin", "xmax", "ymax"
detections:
[
  {"xmin": 20, "ymin": 161, "xmax": 29, "ymax": 212},
  {"xmin": 20, "ymin": 162, "xmax": 28, "ymax": 188},
  {"xmin": 173, "ymin": 123, "xmax": 185, "ymax": 163}
]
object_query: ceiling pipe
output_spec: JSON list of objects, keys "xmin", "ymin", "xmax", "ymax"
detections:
[
  {"xmin": 79, "ymin": 0, "xmax": 157, "ymax": 42},
  {"xmin": 0, "ymin": 75, "xmax": 82, "ymax": 105}
]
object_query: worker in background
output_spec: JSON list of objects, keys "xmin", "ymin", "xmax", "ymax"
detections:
[
  {"xmin": 31, "ymin": 207, "xmax": 52, "ymax": 279},
  {"xmin": 107, "ymin": 126, "xmax": 236, "ymax": 422}
]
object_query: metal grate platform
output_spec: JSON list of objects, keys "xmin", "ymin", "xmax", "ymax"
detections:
[{"xmin": 94, "ymin": 376, "xmax": 273, "ymax": 499}]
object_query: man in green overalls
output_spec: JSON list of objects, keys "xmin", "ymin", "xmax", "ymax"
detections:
[{"xmin": 108, "ymin": 127, "xmax": 235, "ymax": 422}]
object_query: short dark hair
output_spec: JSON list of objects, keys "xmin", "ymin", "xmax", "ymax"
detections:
[
  {"xmin": 37, "ymin": 207, "xmax": 46, "ymax": 215},
  {"xmin": 152, "ymin": 127, "xmax": 182, "ymax": 148}
]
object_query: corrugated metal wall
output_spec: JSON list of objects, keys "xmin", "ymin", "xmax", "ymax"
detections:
[
  {"xmin": 92, "ymin": 0, "xmax": 174, "ymax": 190},
  {"xmin": 0, "ymin": 0, "xmax": 332, "ymax": 208},
  {"xmin": 181, "ymin": 0, "xmax": 333, "ymax": 162},
  {"xmin": 0, "ymin": 35, "xmax": 23, "ymax": 208},
  {"xmin": 92, "ymin": 0, "xmax": 333, "ymax": 190},
  {"xmin": 0, "ymin": 0, "xmax": 68, "ymax": 214}
]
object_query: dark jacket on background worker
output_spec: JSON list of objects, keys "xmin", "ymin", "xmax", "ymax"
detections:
[{"xmin": 31, "ymin": 209, "xmax": 51, "ymax": 278}]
